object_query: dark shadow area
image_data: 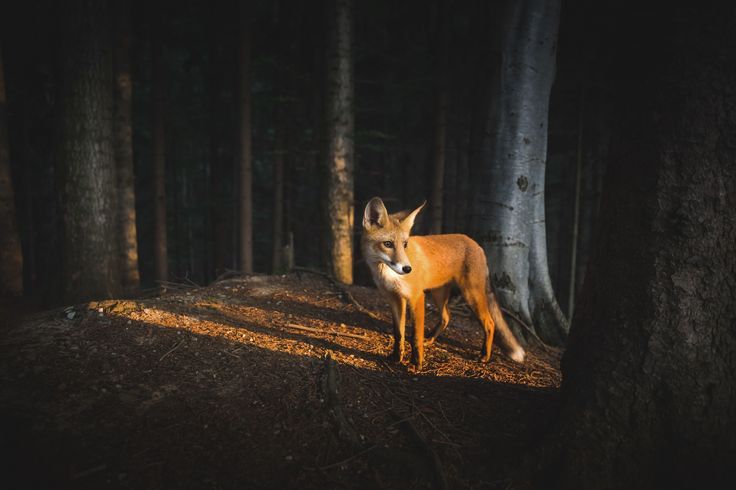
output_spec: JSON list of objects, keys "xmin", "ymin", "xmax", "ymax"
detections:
[{"xmin": 0, "ymin": 296, "xmax": 559, "ymax": 489}]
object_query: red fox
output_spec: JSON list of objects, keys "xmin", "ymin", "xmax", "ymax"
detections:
[{"xmin": 361, "ymin": 197, "xmax": 525, "ymax": 371}]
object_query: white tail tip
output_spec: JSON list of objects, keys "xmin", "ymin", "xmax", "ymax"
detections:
[{"xmin": 509, "ymin": 348, "xmax": 526, "ymax": 363}]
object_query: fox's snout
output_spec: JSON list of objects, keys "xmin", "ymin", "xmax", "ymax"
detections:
[{"xmin": 387, "ymin": 260, "xmax": 412, "ymax": 275}]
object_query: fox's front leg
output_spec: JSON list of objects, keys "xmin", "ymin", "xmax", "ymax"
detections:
[
  {"xmin": 388, "ymin": 295, "xmax": 407, "ymax": 363},
  {"xmin": 410, "ymin": 292, "xmax": 426, "ymax": 371}
]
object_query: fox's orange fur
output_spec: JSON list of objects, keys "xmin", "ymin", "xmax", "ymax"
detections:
[{"xmin": 361, "ymin": 197, "xmax": 525, "ymax": 371}]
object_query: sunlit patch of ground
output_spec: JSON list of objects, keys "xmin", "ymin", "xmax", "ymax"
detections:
[{"xmin": 0, "ymin": 273, "xmax": 561, "ymax": 489}]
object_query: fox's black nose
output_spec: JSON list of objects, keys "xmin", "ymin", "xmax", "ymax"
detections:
[{"xmin": 402, "ymin": 265, "xmax": 412, "ymax": 273}]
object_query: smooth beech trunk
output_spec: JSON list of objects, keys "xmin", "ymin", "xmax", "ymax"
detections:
[
  {"xmin": 536, "ymin": 3, "xmax": 736, "ymax": 488},
  {"xmin": 0, "ymin": 45, "xmax": 23, "ymax": 296},
  {"xmin": 113, "ymin": 0, "xmax": 140, "ymax": 292},
  {"xmin": 323, "ymin": 0, "xmax": 354, "ymax": 284},
  {"xmin": 58, "ymin": 0, "xmax": 120, "ymax": 302},
  {"xmin": 471, "ymin": 0, "xmax": 567, "ymax": 345}
]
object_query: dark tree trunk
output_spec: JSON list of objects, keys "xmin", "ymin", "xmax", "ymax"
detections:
[
  {"xmin": 151, "ymin": 16, "xmax": 168, "ymax": 283},
  {"xmin": 237, "ymin": 1, "xmax": 253, "ymax": 274},
  {"xmin": 538, "ymin": 3, "xmax": 736, "ymax": 488},
  {"xmin": 429, "ymin": 0, "xmax": 450, "ymax": 235},
  {"xmin": 57, "ymin": 0, "xmax": 121, "ymax": 302},
  {"xmin": 272, "ymin": 118, "xmax": 285, "ymax": 273},
  {"xmin": 0, "ymin": 45, "xmax": 23, "ymax": 296},
  {"xmin": 471, "ymin": 0, "xmax": 568, "ymax": 345},
  {"xmin": 113, "ymin": 0, "xmax": 139, "ymax": 293},
  {"xmin": 323, "ymin": 0, "xmax": 354, "ymax": 284}
]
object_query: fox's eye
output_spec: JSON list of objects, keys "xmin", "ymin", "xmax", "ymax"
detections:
[
  {"xmin": 383, "ymin": 241, "xmax": 394, "ymax": 249},
  {"xmin": 403, "ymin": 241, "xmax": 408, "ymax": 249}
]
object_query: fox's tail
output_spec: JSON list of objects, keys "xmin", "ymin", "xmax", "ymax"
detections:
[{"xmin": 487, "ymin": 285, "xmax": 526, "ymax": 363}]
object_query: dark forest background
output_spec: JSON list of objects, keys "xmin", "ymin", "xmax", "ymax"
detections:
[{"xmin": 1, "ymin": 0, "xmax": 598, "ymax": 311}]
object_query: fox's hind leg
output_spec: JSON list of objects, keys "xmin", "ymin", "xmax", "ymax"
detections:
[
  {"xmin": 459, "ymin": 280, "xmax": 496, "ymax": 363},
  {"xmin": 426, "ymin": 284, "xmax": 451, "ymax": 345}
]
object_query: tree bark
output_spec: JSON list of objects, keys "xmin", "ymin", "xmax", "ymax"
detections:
[
  {"xmin": 429, "ymin": 0, "xmax": 450, "ymax": 235},
  {"xmin": 237, "ymin": 1, "xmax": 254, "ymax": 274},
  {"xmin": 537, "ymin": 3, "xmax": 736, "ymax": 488},
  {"xmin": 471, "ymin": 0, "xmax": 568, "ymax": 345},
  {"xmin": 57, "ymin": 0, "xmax": 121, "ymax": 302},
  {"xmin": 152, "ymin": 14, "xmax": 168, "ymax": 282},
  {"xmin": 0, "ymin": 45, "xmax": 23, "ymax": 296},
  {"xmin": 113, "ymin": 0, "xmax": 140, "ymax": 293},
  {"xmin": 323, "ymin": 0, "xmax": 354, "ymax": 284},
  {"xmin": 272, "ymin": 119, "xmax": 285, "ymax": 274}
]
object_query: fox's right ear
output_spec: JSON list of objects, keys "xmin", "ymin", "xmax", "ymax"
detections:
[{"xmin": 363, "ymin": 197, "xmax": 389, "ymax": 230}]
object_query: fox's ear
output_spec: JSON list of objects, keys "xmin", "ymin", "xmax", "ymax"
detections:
[
  {"xmin": 363, "ymin": 197, "xmax": 389, "ymax": 230},
  {"xmin": 400, "ymin": 200, "xmax": 426, "ymax": 231}
]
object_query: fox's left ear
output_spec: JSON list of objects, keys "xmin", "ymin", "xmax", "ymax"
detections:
[{"xmin": 400, "ymin": 200, "xmax": 426, "ymax": 231}]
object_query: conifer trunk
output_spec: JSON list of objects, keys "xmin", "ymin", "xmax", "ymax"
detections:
[
  {"xmin": 237, "ymin": 1, "xmax": 254, "ymax": 274},
  {"xmin": 323, "ymin": 0, "xmax": 354, "ymax": 284},
  {"xmin": 152, "ymin": 17, "xmax": 168, "ymax": 282},
  {"xmin": 113, "ymin": 0, "xmax": 140, "ymax": 292},
  {"xmin": 58, "ymin": 0, "xmax": 121, "ymax": 302},
  {"xmin": 0, "ymin": 45, "xmax": 23, "ymax": 296}
]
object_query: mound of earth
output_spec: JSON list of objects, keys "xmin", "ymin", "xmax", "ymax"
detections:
[{"xmin": 0, "ymin": 272, "xmax": 560, "ymax": 489}]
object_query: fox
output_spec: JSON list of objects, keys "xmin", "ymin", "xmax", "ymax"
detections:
[{"xmin": 361, "ymin": 197, "xmax": 526, "ymax": 371}]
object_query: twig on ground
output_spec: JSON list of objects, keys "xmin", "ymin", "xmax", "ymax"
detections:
[
  {"xmin": 284, "ymin": 323, "xmax": 367, "ymax": 340},
  {"xmin": 290, "ymin": 266, "xmax": 384, "ymax": 322},
  {"xmin": 318, "ymin": 445, "xmax": 378, "ymax": 470},
  {"xmin": 159, "ymin": 339, "xmax": 185, "ymax": 362}
]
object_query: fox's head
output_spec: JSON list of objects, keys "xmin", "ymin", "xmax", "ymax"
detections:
[{"xmin": 361, "ymin": 197, "xmax": 426, "ymax": 275}]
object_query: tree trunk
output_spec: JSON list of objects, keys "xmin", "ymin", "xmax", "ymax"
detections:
[
  {"xmin": 113, "ymin": 0, "xmax": 140, "ymax": 293},
  {"xmin": 429, "ymin": 0, "xmax": 450, "ymax": 235},
  {"xmin": 471, "ymin": 0, "xmax": 567, "ymax": 345},
  {"xmin": 323, "ymin": 0, "xmax": 354, "ymax": 284},
  {"xmin": 237, "ymin": 1, "xmax": 254, "ymax": 274},
  {"xmin": 57, "ymin": 0, "xmax": 121, "ymax": 303},
  {"xmin": 152, "ymin": 16, "xmax": 168, "ymax": 283},
  {"xmin": 538, "ymin": 3, "xmax": 736, "ymax": 488},
  {"xmin": 0, "ymin": 45, "xmax": 23, "ymax": 296},
  {"xmin": 272, "ymin": 119, "xmax": 285, "ymax": 273}
]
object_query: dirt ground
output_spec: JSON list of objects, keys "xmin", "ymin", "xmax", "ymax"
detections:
[{"xmin": 0, "ymin": 272, "xmax": 561, "ymax": 489}]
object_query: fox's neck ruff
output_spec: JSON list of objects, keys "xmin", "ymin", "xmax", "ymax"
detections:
[{"xmin": 368, "ymin": 260, "xmax": 412, "ymax": 299}]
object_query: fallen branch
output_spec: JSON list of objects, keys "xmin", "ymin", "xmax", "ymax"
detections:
[
  {"xmin": 284, "ymin": 323, "xmax": 367, "ymax": 340},
  {"xmin": 290, "ymin": 266, "xmax": 384, "ymax": 322}
]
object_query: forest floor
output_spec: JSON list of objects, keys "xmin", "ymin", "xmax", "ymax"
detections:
[{"xmin": 0, "ymin": 272, "xmax": 561, "ymax": 489}]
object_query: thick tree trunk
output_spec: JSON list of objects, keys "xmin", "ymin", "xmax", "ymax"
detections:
[
  {"xmin": 113, "ymin": 0, "xmax": 140, "ymax": 293},
  {"xmin": 58, "ymin": 0, "xmax": 121, "ymax": 302},
  {"xmin": 152, "ymin": 20, "xmax": 168, "ymax": 282},
  {"xmin": 237, "ymin": 1, "xmax": 254, "ymax": 274},
  {"xmin": 0, "ymin": 45, "xmax": 23, "ymax": 296},
  {"xmin": 471, "ymin": 0, "xmax": 567, "ymax": 345},
  {"xmin": 538, "ymin": 4, "xmax": 736, "ymax": 488},
  {"xmin": 323, "ymin": 0, "xmax": 354, "ymax": 284}
]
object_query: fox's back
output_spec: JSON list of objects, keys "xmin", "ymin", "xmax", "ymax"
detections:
[{"xmin": 407, "ymin": 234, "xmax": 487, "ymax": 290}]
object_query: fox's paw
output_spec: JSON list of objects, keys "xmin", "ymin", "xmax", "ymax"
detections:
[
  {"xmin": 388, "ymin": 349, "xmax": 405, "ymax": 364},
  {"xmin": 407, "ymin": 362, "xmax": 423, "ymax": 374},
  {"xmin": 424, "ymin": 337, "xmax": 436, "ymax": 346}
]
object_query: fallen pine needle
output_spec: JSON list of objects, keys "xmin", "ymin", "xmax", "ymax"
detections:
[{"xmin": 159, "ymin": 340, "xmax": 185, "ymax": 362}]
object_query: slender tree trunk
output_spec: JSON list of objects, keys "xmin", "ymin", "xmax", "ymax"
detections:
[
  {"xmin": 237, "ymin": 1, "xmax": 254, "ymax": 274},
  {"xmin": 58, "ymin": 0, "xmax": 121, "ymax": 302},
  {"xmin": 323, "ymin": 0, "xmax": 354, "ymax": 284},
  {"xmin": 152, "ymin": 18, "xmax": 168, "ymax": 282},
  {"xmin": 471, "ymin": 0, "xmax": 567, "ymax": 345},
  {"xmin": 0, "ymin": 45, "xmax": 23, "ymax": 296},
  {"xmin": 535, "ymin": 3, "xmax": 736, "ymax": 488},
  {"xmin": 429, "ymin": 0, "xmax": 450, "ymax": 235},
  {"xmin": 272, "ymin": 120, "xmax": 285, "ymax": 273},
  {"xmin": 113, "ymin": 0, "xmax": 140, "ymax": 293}
]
